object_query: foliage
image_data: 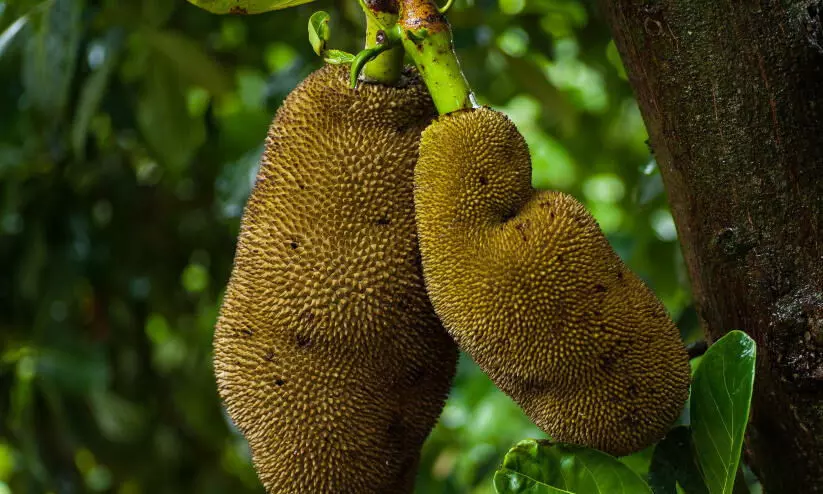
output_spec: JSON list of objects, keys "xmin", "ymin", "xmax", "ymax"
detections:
[
  {"xmin": 187, "ymin": 0, "xmax": 318, "ymax": 15},
  {"xmin": 494, "ymin": 331, "xmax": 756, "ymax": 494},
  {"xmin": 690, "ymin": 331, "xmax": 756, "ymax": 494},
  {"xmin": 494, "ymin": 440, "xmax": 650, "ymax": 494},
  {"xmin": 0, "ymin": 0, "xmax": 705, "ymax": 492},
  {"xmin": 647, "ymin": 426, "xmax": 707, "ymax": 494}
]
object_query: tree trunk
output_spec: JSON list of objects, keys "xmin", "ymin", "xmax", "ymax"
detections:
[{"xmin": 597, "ymin": 1, "xmax": 823, "ymax": 491}]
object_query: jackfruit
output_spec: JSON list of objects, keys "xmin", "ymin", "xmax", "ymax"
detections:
[
  {"xmin": 413, "ymin": 107, "xmax": 690, "ymax": 456},
  {"xmin": 215, "ymin": 64, "xmax": 458, "ymax": 493}
]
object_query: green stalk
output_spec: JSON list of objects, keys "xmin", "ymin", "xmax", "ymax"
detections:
[
  {"xmin": 361, "ymin": 0, "xmax": 404, "ymax": 85},
  {"xmin": 397, "ymin": 0, "xmax": 476, "ymax": 114}
]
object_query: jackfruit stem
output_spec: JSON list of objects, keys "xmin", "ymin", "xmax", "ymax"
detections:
[
  {"xmin": 397, "ymin": 0, "xmax": 476, "ymax": 114},
  {"xmin": 362, "ymin": 0, "xmax": 404, "ymax": 85}
]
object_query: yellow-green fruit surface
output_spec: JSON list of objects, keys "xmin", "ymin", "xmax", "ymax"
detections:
[
  {"xmin": 215, "ymin": 65, "xmax": 458, "ymax": 493},
  {"xmin": 414, "ymin": 107, "xmax": 690, "ymax": 456}
]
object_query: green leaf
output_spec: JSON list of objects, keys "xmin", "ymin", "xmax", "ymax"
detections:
[
  {"xmin": 493, "ymin": 439, "xmax": 652, "ymax": 494},
  {"xmin": 22, "ymin": 0, "xmax": 84, "ymax": 119},
  {"xmin": 144, "ymin": 29, "xmax": 232, "ymax": 95},
  {"xmin": 308, "ymin": 11, "xmax": 330, "ymax": 57},
  {"xmin": 690, "ymin": 331, "xmax": 756, "ymax": 494},
  {"xmin": 495, "ymin": 471, "xmax": 574, "ymax": 494},
  {"xmin": 187, "ymin": 0, "xmax": 316, "ymax": 14},
  {"xmin": 323, "ymin": 49, "xmax": 354, "ymax": 65},
  {"xmin": 648, "ymin": 426, "xmax": 708, "ymax": 494},
  {"xmin": 307, "ymin": 12, "xmax": 353, "ymax": 66},
  {"xmin": 618, "ymin": 446, "xmax": 655, "ymax": 481}
]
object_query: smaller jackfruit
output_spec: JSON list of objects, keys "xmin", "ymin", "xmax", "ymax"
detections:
[
  {"xmin": 414, "ymin": 107, "xmax": 690, "ymax": 456},
  {"xmin": 215, "ymin": 65, "xmax": 457, "ymax": 493}
]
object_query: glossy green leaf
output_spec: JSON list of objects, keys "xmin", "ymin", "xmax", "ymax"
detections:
[
  {"xmin": 618, "ymin": 445, "xmax": 655, "ymax": 482},
  {"xmin": 493, "ymin": 440, "xmax": 652, "ymax": 494},
  {"xmin": 186, "ymin": 0, "xmax": 316, "ymax": 14},
  {"xmin": 495, "ymin": 471, "xmax": 573, "ymax": 494},
  {"xmin": 308, "ymin": 11, "xmax": 330, "ymax": 57},
  {"xmin": 648, "ymin": 426, "xmax": 708, "ymax": 494},
  {"xmin": 0, "ymin": 0, "xmax": 741, "ymax": 492},
  {"xmin": 690, "ymin": 331, "xmax": 756, "ymax": 494}
]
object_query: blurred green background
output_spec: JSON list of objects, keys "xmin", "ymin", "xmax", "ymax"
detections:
[{"xmin": 0, "ymin": 0, "xmax": 700, "ymax": 492}]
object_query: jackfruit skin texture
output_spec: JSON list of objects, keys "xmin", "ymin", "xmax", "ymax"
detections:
[
  {"xmin": 215, "ymin": 64, "xmax": 458, "ymax": 493},
  {"xmin": 414, "ymin": 107, "xmax": 690, "ymax": 456}
]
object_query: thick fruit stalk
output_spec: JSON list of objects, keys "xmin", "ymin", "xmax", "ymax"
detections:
[
  {"xmin": 214, "ymin": 65, "xmax": 457, "ymax": 492},
  {"xmin": 396, "ymin": 0, "xmax": 475, "ymax": 114},
  {"xmin": 414, "ymin": 107, "xmax": 691, "ymax": 456},
  {"xmin": 361, "ymin": 0, "xmax": 403, "ymax": 84}
]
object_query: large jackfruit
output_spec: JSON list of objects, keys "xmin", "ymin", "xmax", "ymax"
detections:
[
  {"xmin": 215, "ymin": 64, "xmax": 458, "ymax": 493},
  {"xmin": 414, "ymin": 107, "xmax": 690, "ymax": 456}
]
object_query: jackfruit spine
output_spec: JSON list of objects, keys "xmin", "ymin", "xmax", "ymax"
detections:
[
  {"xmin": 395, "ymin": 0, "xmax": 691, "ymax": 456},
  {"xmin": 214, "ymin": 65, "xmax": 457, "ymax": 492}
]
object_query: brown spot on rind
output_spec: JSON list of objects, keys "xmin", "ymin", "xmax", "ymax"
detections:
[
  {"xmin": 366, "ymin": 0, "xmax": 399, "ymax": 14},
  {"xmin": 301, "ymin": 311, "xmax": 315, "ymax": 324},
  {"xmin": 515, "ymin": 221, "xmax": 529, "ymax": 242},
  {"xmin": 398, "ymin": 0, "xmax": 447, "ymax": 34},
  {"xmin": 387, "ymin": 415, "xmax": 405, "ymax": 437},
  {"xmin": 296, "ymin": 333, "xmax": 312, "ymax": 348},
  {"xmin": 600, "ymin": 353, "xmax": 617, "ymax": 372},
  {"xmin": 376, "ymin": 30, "xmax": 388, "ymax": 45}
]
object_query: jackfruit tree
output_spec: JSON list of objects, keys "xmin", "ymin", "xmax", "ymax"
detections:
[
  {"xmin": 209, "ymin": 0, "xmax": 697, "ymax": 488},
  {"xmin": 6, "ymin": 0, "xmax": 816, "ymax": 492},
  {"xmin": 196, "ymin": 0, "xmax": 756, "ymax": 491},
  {"xmin": 202, "ymin": 0, "xmax": 693, "ymax": 486}
]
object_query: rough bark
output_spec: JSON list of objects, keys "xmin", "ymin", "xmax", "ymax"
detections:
[{"xmin": 598, "ymin": 1, "xmax": 823, "ymax": 492}]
